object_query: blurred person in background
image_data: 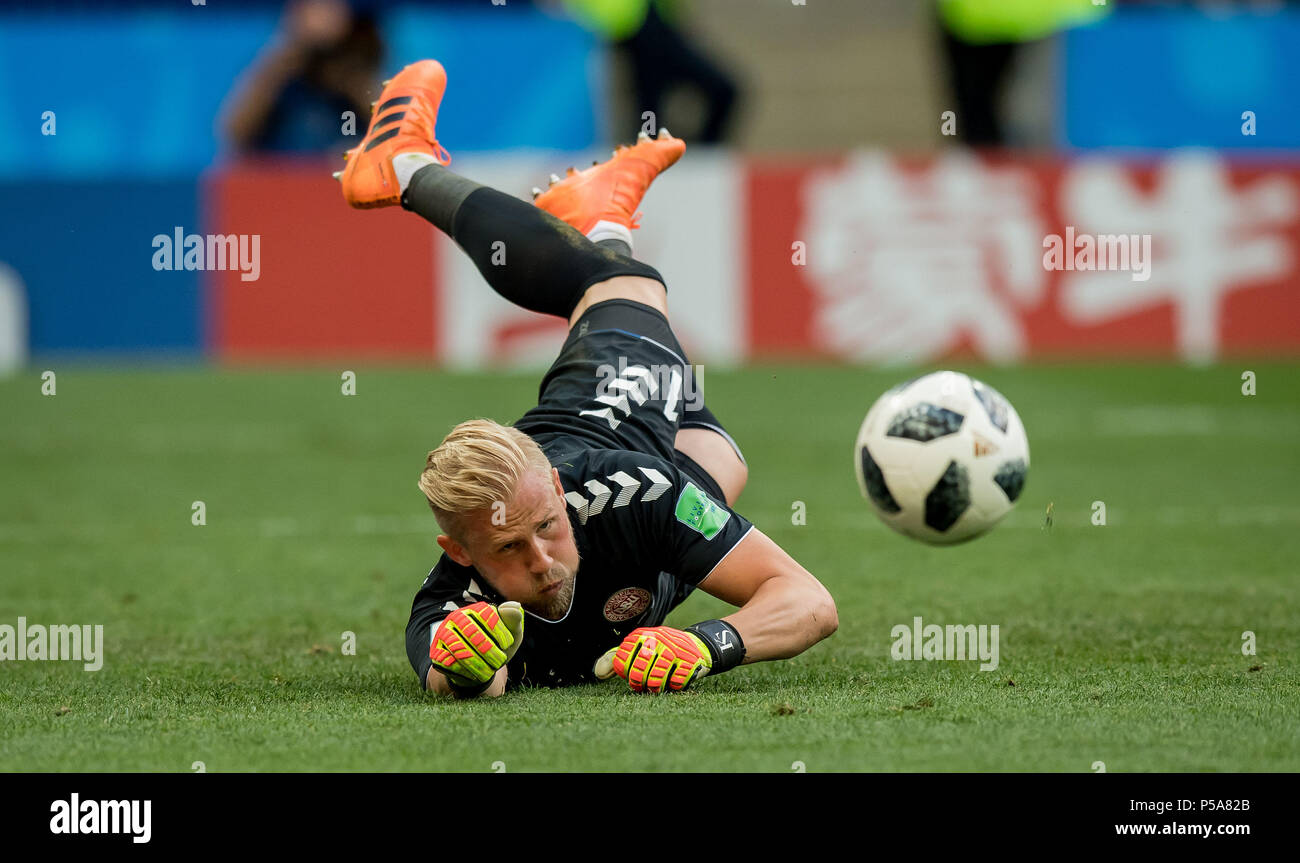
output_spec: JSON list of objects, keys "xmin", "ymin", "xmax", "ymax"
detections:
[
  {"xmin": 565, "ymin": 0, "xmax": 740, "ymax": 144},
  {"xmin": 937, "ymin": 0, "xmax": 1109, "ymax": 146},
  {"xmin": 221, "ymin": 0, "xmax": 383, "ymax": 154}
]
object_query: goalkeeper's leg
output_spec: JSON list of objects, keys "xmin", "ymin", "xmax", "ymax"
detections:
[
  {"xmin": 339, "ymin": 60, "xmax": 744, "ymax": 498},
  {"xmin": 676, "ymin": 409, "xmax": 747, "ymax": 506},
  {"xmin": 337, "ymin": 59, "xmax": 675, "ymax": 323},
  {"xmin": 401, "ymin": 166, "xmax": 670, "ymax": 322}
]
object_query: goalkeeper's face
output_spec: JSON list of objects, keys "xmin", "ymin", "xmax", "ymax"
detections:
[{"xmin": 440, "ymin": 467, "xmax": 580, "ymax": 621}]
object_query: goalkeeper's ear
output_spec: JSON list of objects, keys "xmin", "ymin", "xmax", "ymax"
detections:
[
  {"xmin": 437, "ymin": 533, "xmax": 473, "ymax": 568},
  {"xmin": 498, "ymin": 601, "xmax": 525, "ymax": 662}
]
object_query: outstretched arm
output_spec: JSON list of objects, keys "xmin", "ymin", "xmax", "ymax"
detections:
[
  {"xmin": 593, "ymin": 526, "xmax": 836, "ymax": 693},
  {"xmin": 698, "ymin": 528, "xmax": 837, "ymax": 662},
  {"xmin": 593, "ymin": 470, "xmax": 836, "ymax": 693}
]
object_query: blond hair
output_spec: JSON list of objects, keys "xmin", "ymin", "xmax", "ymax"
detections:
[{"xmin": 418, "ymin": 419, "xmax": 551, "ymax": 539}]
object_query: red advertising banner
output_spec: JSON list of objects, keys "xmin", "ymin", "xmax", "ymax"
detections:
[
  {"xmin": 203, "ymin": 152, "xmax": 1300, "ymax": 363},
  {"xmin": 748, "ymin": 151, "xmax": 1300, "ymax": 362},
  {"xmin": 205, "ymin": 160, "xmax": 439, "ymax": 361}
]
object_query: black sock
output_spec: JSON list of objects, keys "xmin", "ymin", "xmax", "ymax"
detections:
[
  {"xmin": 596, "ymin": 238, "xmax": 633, "ymax": 258},
  {"xmin": 399, "ymin": 163, "xmax": 481, "ymax": 234},
  {"xmin": 402, "ymin": 164, "xmax": 663, "ymax": 318}
]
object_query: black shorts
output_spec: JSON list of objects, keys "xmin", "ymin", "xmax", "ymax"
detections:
[{"xmin": 514, "ymin": 299, "xmax": 742, "ymax": 467}]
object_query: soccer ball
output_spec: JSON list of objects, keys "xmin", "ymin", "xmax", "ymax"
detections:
[{"xmin": 854, "ymin": 371, "xmax": 1029, "ymax": 545}]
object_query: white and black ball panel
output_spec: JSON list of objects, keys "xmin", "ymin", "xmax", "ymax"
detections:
[
  {"xmin": 857, "ymin": 443, "xmax": 901, "ymax": 513},
  {"xmin": 971, "ymin": 378, "xmax": 1010, "ymax": 433},
  {"xmin": 854, "ymin": 371, "xmax": 1030, "ymax": 545},
  {"xmin": 993, "ymin": 458, "xmax": 1027, "ymax": 503},
  {"xmin": 885, "ymin": 402, "xmax": 964, "ymax": 442},
  {"xmin": 924, "ymin": 460, "xmax": 970, "ymax": 532}
]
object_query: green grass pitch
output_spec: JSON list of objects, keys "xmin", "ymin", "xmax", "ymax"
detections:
[{"xmin": 2, "ymin": 362, "xmax": 1297, "ymax": 772}]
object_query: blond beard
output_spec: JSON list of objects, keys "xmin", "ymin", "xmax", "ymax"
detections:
[{"xmin": 528, "ymin": 565, "xmax": 576, "ymax": 620}]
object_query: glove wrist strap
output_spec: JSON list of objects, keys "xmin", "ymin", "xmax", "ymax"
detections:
[{"xmin": 685, "ymin": 619, "xmax": 746, "ymax": 674}]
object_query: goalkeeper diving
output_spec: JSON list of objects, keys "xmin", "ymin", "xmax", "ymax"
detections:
[{"xmin": 336, "ymin": 60, "xmax": 837, "ymax": 696}]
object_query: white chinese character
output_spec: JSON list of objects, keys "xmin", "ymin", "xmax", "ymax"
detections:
[
  {"xmin": 1059, "ymin": 151, "xmax": 1296, "ymax": 362},
  {"xmin": 801, "ymin": 152, "xmax": 1047, "ymax": 363}
]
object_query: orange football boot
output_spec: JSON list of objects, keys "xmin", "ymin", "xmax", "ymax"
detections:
[
  {"xmin": 336, "ymin": 60, "xmax": 451, "ymax": 208},
  {"xmin": 532, "ymin": 129, "xmax": 685, "ymax": 236}
]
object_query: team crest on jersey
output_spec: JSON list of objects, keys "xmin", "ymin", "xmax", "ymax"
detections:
[{"xmin": 603, "ymin": 587, "xmax": 652, "ymax": 622}]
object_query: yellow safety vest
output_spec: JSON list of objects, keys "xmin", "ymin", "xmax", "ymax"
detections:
[{"xmin": 939, "ymin": 0, "xmax": 1111, "ymax": 45}]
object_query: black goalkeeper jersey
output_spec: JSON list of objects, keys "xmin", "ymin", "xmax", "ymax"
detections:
[
  {"xmin": 404, "ymin": 437, "xmax": 753, "ymax": 690},
  {"xmin": 406, "ymin": 298, "xmax": 753, "ymax": 691}
]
